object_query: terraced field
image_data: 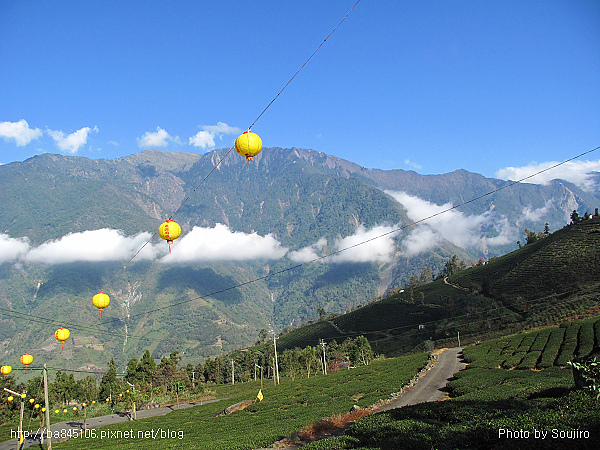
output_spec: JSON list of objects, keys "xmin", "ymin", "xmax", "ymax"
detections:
[
  {"xmin": 304, "ymin": 317, "xmax": 600, "ymax": 450},
  {"xmin": 463, "ymin": 316, "xmax": 600, "ymax": 370}
]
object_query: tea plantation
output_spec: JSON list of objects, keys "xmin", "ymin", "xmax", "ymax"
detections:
[
  {"xmin": 45, "ymin": 353, "xmax": 429, "ymax": 449},
  {"xmin": 303, "ymin": 317, "xmax": 600, "ymax": 449}
]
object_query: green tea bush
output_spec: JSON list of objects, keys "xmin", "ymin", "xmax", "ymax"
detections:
[{"xmin": 538, "ymin": 327, "xmax": 566, "ymax": 368}]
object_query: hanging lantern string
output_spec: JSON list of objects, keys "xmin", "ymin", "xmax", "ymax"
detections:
[
  {"xmin": 96, "ymin": 2, "xmax": 363, "ymax": 296},
  {"xmin": 249, "ymin": 0, "xmax": 361, "ymax": 131}
]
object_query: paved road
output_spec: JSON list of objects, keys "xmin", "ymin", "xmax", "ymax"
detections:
[
  {"xmin": 0, "ymin": 398, "xmax": 225, "ymax": 450},
  {"xmin": 377, "ymin": 347, "xmax": 466, "ymax": 411}
]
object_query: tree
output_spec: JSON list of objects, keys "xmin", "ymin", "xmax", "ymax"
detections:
[
  {"xmin": 440, "ymin": 255, "xmax": 466, "ymax": 278},
  {"xmin": 408, "ymin": 275, "xmax": 420, "ymax": 288},
  {"xmin": 75, "ymin": 376, "xmax": 98, "ymax": 403},
  {"xmin": 256, "ymin": 329, "xmax": 268, "ymax": 345},
  {"xmin": 53, "ymin": 371, "xmax": 76, "ymax": 405},
  {"xmin": 125, "ymin": 357, "xmax": 139, "ymax": 383},
  {"xmin": 317, "ymin": 308, "xmax": 327, "ymax": 321},
  {"xmin": 299, "ymin": 346, "xmax": 317, "ymax": 378},
  {"xmin": 99, "ymin": 359, "xmax": 121, "ymax": 403},
  {"xmin": 282, "ymin": 348, "xmax": 302, "ymax": 381},
  {"xmin": 137, "ymin": 350, "xmax": 157, "ymax": 385},
  {"xmin": 571, "ymin": 210, "xmax": 580, "ymax": 224},
  {"xmin": 543, "ymin": 223, "xmax": 550, "ymax": 236},
  {"xmin": 350, "ymin": 336, "xmax": 374, "ymax": 366},
  {"xmin": 419, "ymin": 267, "xmax": 433, "ymax": 284},
  {"xmin": 524, "ymin": 229, "xmax": 537, "ymax": 245}
]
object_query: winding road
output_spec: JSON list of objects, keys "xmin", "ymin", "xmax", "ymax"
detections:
[{"xmin": 377, "ymin": 347, "xmax": 466, "ymax": 411}]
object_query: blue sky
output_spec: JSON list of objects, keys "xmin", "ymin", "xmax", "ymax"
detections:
[{"xmin": 1, "ymin": 0, "xmax": 599, "ymax": 182}]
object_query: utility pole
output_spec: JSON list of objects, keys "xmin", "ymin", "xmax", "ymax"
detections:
[
  {"xmin": 126, "ymin": 381, "xmax": 136, "ymax": 420},
  {"xmin": 4, "ymin": 388, "xmax": 27, "ymax": 450},
  {"xmin": 231, "ymin": 359, "xmax": 235, "ymax": 385},
  {"xmin": 320, "ymin": 340, "xmax": 327, "ymax": 375},
  {"xmin": 272, "ymin": 331, "xmax": 280, "ymax": 385},
  {"xmin": 457, "ymin": 331, "xmax": 461, "ymax": 347},
  {"xmin": 43, "ymin": 365, "xmax": 52, "ymax": 449}
]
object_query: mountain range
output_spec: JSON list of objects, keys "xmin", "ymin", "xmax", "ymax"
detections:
[{"xmin": 0, "ymin": 147, "xmax": 598, "ymax": 370}]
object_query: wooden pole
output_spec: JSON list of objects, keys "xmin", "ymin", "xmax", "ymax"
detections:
[{"xmin": 43, "ymin": 365, "xmax": 52, "ymax": 449}]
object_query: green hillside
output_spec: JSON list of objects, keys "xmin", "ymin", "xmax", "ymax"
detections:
[
  {"xmin": 1, "ymin": 148, "xmax": 599, "ymax": 372},
  {"xmin": 278, "ymin": 217, "xmax": 600, "ymax": 355},
  {"xmin": 306, "ymin": 318, "xmax": 600, "ymax": 450}
]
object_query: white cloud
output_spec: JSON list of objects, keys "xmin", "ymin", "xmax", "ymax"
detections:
[
  {"xmin": 288, "ymin": 238, "xmax": 327, "ymax": 263},
  {"xmin": 329, "ymin": 225, "xmax": 398, "ymax": 263},
  {"xmin": 189, "ymin": 130, "xmax": 215, "ymax": 149},
  {"xmin": 48, "ymin": 126, "xmax": 98, "ymax": 154},
  {"xmin": 137, "ymin": 127, "xmax": 179, "ymax": 148},
  {"xmin": 0, "ymin": 119, "xmax": 42, "ymax": 146},
  {"xmin": 387, "ymin": 191, "xmax": 516, "ymax": 254},
  {"xmin": 522, "ymin": 199, "xmax": 553, "ymax": 222},
  {"xmin": 485, "ymin": 217, "xmax": 515, "ymax": 247},
  {"xmin": 24, "ymin": 229, "xmax": 157, "ymax": 264},
  {"xmin": 495, "ymin": 160, "xmax": 600, "ymax": 192},
  {"xmin": 0, "ymin": 234, "xmax": 30, "ymax": 265},
  {"xmin": 189, "ymin": 122, "xmax": 241, "ymax": 150},
  {"xmin": 162, "ymin": 223, "xmax": 288, "ymax": 263},
  {"xmin": 402, "ymin": 226, "xmax": 441, "ymax": 256},
  {"xmin": 201, "ymin": 122, "xmax": 241, "ymax": 136}
]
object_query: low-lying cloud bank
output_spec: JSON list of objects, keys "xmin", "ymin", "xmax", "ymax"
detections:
[
  {"xmin": 385, "ymin": 191, "xmax": 517, "ymax": 256},
  {"xmin": 495, "ymin": 160, "xmax": 600, "ymax": 192},
  {"xmin": 0, "ymin": 223, "xmax": 400, "ymax": 267},
  {"xmin": 288, "ymin": 225, "xmax": 399, "ymax": 263}
]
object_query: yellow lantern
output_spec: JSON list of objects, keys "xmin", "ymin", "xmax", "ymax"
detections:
[
  {"xmin": 20, "ymin": 354, "xmax": 33, "ymax": 372},
  {"xmin": 41, "ymin": 407, "xmax": 46, "ymax": 413},
  {"xmin": 7, "ymin": 396, "xmax": 13, "ymax": 402},
  {"xmin": 29, "ymin": 398, "xmax": 35, "ymax": 404},
  {"xmin": 159, "ymin": 220, "xmax": 181, "ymax": 253},
  {"xmin": 34, "ymin": 404, "xmax": 40, "ymax": 409},
  {"xmin": 92, "ymin": 292, "xmax": 110, "ymax": 318},
  {"xmin": 63, "ymin": 408, "xmax": 68, "ymax": 414},
  {"xmin": 55, "ymin": 327, "xmax": 70, "ymax": 350},
  {"xmin": 1, "ymin": 365, "xmax": 11, "ymax": 378},
  {"xmin": 235, "ymin": 130, "xmax": 263, "ymax": 170},
  {"xmin": 21, "ymin": 394, "xmax": 26, "ymax": 399},
  {"xmin": 73, "ymin": 406, "xmax": 77, "ymax": 411}
]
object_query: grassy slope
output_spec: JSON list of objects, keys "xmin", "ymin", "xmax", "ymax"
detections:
[
  {"xmin": 303, "ymin": 317, "xmax": 600, "ymax": 450},
  {"xmin": 38, "ymin": 353, "xmax": 430, "ymax": 450}
]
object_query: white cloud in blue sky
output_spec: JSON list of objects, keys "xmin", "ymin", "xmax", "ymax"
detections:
[
  {"xmin": 48, "ymin": 126, "xmax": 99, "ymax": 154},
  {"xmin": 137, "ymin": 127, "xmax": 180, "ymax": 148},
  {"xmin": 190, "ymin": 122, "xmax": 241, "ymax": 150},
  {"xmin": 0, "ymin": 120, "xmax": 42, "ymax": 146}
]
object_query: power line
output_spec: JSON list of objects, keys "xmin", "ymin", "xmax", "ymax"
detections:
[
  {"xmin": 94, "ymin": 145, "xmax": 600, "ymax": 327},
  {"xmin": 2, "ymin": 145, "xmax": 597, "ymax": 350}
]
